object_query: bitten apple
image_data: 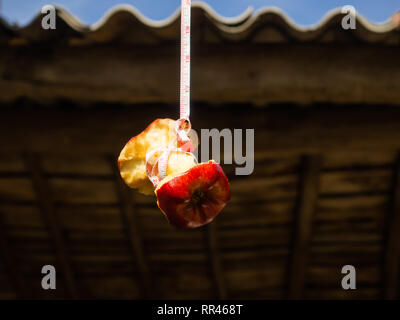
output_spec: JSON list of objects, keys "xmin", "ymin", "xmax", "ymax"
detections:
[
  {"xmin": 118, "ymin": 118, "xmax": 197, "ymax": 195},
  {"xmin": 155, "ymin": 160, "xmax": 230, "ymax": 229},
  {"xmin": 118, "ymin": 118, "xmax": 230, "ymax": 229}
]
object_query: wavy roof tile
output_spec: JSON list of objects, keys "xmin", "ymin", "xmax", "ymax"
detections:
[{"xmin": 0, "ymin": 2, "xmax": 399, "ymax": 45}]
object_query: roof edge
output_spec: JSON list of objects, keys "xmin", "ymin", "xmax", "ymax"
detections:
[{"xmin": 1, "ymin": 3, "xmax": 398, "ymax": 34}]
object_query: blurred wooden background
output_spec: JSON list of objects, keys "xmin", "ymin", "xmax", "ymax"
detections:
[{"xmin": 0, "ymin": 4, "xmax": 399, "ymax": 299}]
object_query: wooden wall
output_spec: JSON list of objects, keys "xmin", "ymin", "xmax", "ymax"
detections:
[{"xmin": 0, "ymin": 103, "xmax": 399, "ymax": 299}]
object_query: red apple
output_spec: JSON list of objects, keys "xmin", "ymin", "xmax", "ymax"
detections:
[{"xmin": 155, "ymin": 160, "xmax": 230, "ymax": 228}]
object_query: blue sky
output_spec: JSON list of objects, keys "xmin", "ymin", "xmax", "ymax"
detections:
[{"xmin": 2, "ymin": 0, "xmax": 399, "ymax": 26}]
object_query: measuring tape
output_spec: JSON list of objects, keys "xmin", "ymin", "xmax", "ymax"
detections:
[
  {"xmin": 146, "ymin": 0, "xmax": 193, "ymax": 187},
  {"xmin": 180, "ymin": 0, "xmax": 191, "ymax": 120}
]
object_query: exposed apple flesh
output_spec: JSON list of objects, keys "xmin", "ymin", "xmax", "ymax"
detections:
[
  {"xmin": 164, "ymin": 150, "xmax": 196, "ymax": 177},
  {"xmin": 118, "ymin": 118, "xmax": 230, "ymax": 229},
  {"xmin": 155, "ymin": 160, "xmax": 230, "ymax": 229},
  {"xmin": 118, "ymin": 118, "xmax": 197, "ymax": 195}
]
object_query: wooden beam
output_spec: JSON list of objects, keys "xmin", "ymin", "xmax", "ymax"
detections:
[
  {"xmin": 287, "ymin": 155, "xmax": 321, "ymax": 299},
  {"xmin": 0, "ymin": 213, "xmax": 29, "ymax": 299},
  {"xmin": 3, "ymin": 106, "xmax": 400, "ymax": 158},
  {"xmin": 24, "ymin": 153, "xmax": 78, "ymax": 299},
  {"xmin": 1, "ymin": 45, "xmax": 400, "ymax": 106},
  {"xmin": 384, "ymin": 153, "xmax": 400, "ymax": 299},
  {"xmin": 207, "ymin": 220, "xmax": 227, "ymax": 299},
  {"xmin": 108, "ymin": 155, "xmax": 152, "ymax": 299}
]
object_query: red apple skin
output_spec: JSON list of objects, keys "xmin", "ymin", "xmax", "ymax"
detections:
[{"xmin": 155, "ymin": 160, "xmax": 230, "ymax": 229}]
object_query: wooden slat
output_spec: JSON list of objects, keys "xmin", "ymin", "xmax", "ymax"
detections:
[
  {"xmin": 207, "ymin": 221, "xmax": 227, "ymax": 299},
  {"xmin": 230, "ymin": 175, "xmax": 298, "ymax": 201},
  {"xmin": 319, "ymin": 169, "xmax": 391, "ymax": 195},
  {"xmin": 218, "ymin": 201, "xmax": 295, "ymax": 228},
  {"xmin": 0, "ymin": 177, "xmax": 36, "ymax": 202},
  {"xmin": 0, "ymin": 214, "xmax": 29, "ymax": 299},
  {"xmin": 305, "ymin": 287, "xmax": 380, "ymax": 300},
  {"xmin": 108, "ymin": 155, "xmax": 152, "ymax": 299},
  {"xmin": 48, "ymin": 179, "xmax": 117, "ymax": 205},
  {"xmin": 1, "ymin": 45, "xmax": 400, "ymax": 106},
  {"xmin": 81, "ymin": 276, "xmax": 141, "ymax": 299},
  {"xmin": 287, "ymin": 155, "xmax": 321, "ymax": 299},
  {"xmin": 3, "ymin": 106, "xmax": 400, "ymax": 158},
  {"xmin": 24, "ymin": 153, "xmax": 79, "ymax": 299},
  {"xmin": 219, "ymin": 226, "xmax": 292, "ymax": 250},
  {"xmin": 384, "ymin": 154, "xmax": 400, "ymax": 300},
  {"xmin": 41, "ymin": 154, "xmax": 111, "ymax": 176},
  {"xmin": 225, "ymin": 266, "xmax": 285, "ymax": 293}
]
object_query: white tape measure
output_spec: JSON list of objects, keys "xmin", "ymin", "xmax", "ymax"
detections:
[
  {"xmin": 145, "ymin": 0, "xmax": 194, "ymax": 187},
  {"xmin": 180, "ymin": 0, "xmax": 191, "ymax": 120}
]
